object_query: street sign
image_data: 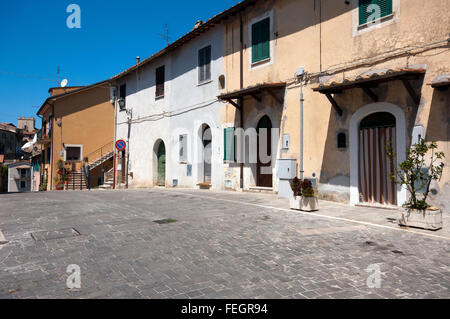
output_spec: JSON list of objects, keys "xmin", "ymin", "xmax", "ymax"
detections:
[{"xmin": 115, "ymin": 139, "xmax": 126, "ymax": 151}]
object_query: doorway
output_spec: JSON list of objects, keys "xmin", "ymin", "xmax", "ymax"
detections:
[
  {"xmin": 157, "ymin": 141, "xmax": 166, "ymax": 186},
  {"xmin": 256, "ymin": 115, "xmax": 273, "ymax": 187},
  {"xmin": 202, "ymin": 125, "xmax": 212, "ymax": 183},
  {"xmin": 358, "ymin": 112, "xmax": 397, "ymax": 205}
]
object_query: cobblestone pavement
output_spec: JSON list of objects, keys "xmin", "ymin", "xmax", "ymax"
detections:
[{"xmin": 0, "ymin": 188, "xmax": 449, "ymax": 299}]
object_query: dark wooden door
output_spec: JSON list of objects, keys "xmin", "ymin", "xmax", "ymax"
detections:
[
  {"xmin": 257, "ymin": 116, "xmax": 273, "ymax": 187},
  {"xmin": 157, "ymin": 142, "xmax": 166, "ymax": 186}
]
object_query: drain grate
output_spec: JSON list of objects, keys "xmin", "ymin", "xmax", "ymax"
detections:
[
  {"xmin": 31, "ymin": 228, "xmax": 81, "ymax": 241},
  {"xmin": 153, "ymin": 219, "xmax": 178, "ymax": 225}
]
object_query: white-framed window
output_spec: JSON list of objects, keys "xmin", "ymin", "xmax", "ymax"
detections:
[
  {"xmin": 179, "ymin": 134, "xmax": 188, "ymax": 163},
  {"xmin": 64, "ymin": 145, "xmax": 83, "ymax": 162},
  {"xmin": 353, "ymin": 0, "xmax": 399, "ymax": 36},
  {"xmin": 198, "ymin": 45, "xmax": 212, "ymax": 84},
  {"xmin": 248, "ymin": 11, "xmax": 274, "ymax": 69}
]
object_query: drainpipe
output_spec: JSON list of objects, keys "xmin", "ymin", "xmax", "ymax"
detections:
[
  {"xmin": 112, "ymin": 84, "xmax": 118, "ymax": 190},
  {"xmin": 239, "ymin": 12, "xmax": 244, "ymax": 190},
  {"xmin": 299, "ymin": 83, "xmax": 304, "ymax": 180}
]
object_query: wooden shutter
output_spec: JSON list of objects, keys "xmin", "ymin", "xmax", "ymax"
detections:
[
  {"xmin": 156, "ymin": 66, "xmax": 165, "ymax": 98},
  {"xmin": 224, "ymin": 127, "xmax": 235, "ymax": 161},
  {"xmin": 252, "ymin": 18, "xmax": 270, "ymax": 63},
  {"xmin": 359, "ymin": 0, "xmax": 393, "ymax": 25}
]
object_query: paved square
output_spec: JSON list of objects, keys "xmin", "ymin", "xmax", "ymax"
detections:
[{"xmin": 0, "ymin": 189, "xmax": 449, "ymax": 299}]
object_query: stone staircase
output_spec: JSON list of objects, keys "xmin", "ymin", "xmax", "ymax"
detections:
[
  {"xmin": 99, "ymin": 167, "xmax": 115, "ymax": 190},
  {"xmin": 66, "ymin": 170, "xmax": 88, "ymax": 191}
]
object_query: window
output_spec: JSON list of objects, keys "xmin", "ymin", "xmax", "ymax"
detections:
[
  {"xmin": 20, "ymin": 168, "xmax": 27, "ymax": 178},
  {"xmin": 65, "ymin": 146, "xmax": 82, "ymax": 161},
  {"xmin": 359, "ymin": 0, "xmax": 393, "ymax": 26},
  {"xmin": 224, "ymin": 127, "xmax": 235, "ymax": 162},
  {"xmin": 198, "ymin": 45, "xmax": 211, "ymax": 83},
  {"xmin": 119, "ymin": 84, "xmax": 126, "ymax": 108},
  {"xmin": 251, "ymin": 17, "xmax": 270, "ymax": 64},
  {"xmin": 337, "ymin": 132, "xmax": 347, "ymax": 149},
  {"xmin": 20, "ymin": 181, "xmax": 26, "ymax": 189},
  {"xmin": 179, "ymin": 134, "xmax": 187, "ymax": 163},
  {"xmin": 46, "ymin": 148, "xmax": 51, "ymax": 164},
  {"xmin": 155, "ymin": 66, "xmax": 165, "ymax": 98}
]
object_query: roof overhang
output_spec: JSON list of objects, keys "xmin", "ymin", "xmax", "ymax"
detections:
[
  {"xmin": 218, "ymin": 82, "xmax": 286, "ymax": 109},
  {"xmin": 428, "ymin": 74, "xmax": 450, "ymax": 90},
  {"xmin": 313, "ymin": 68, "xmax": 426, "ymax": 116}
]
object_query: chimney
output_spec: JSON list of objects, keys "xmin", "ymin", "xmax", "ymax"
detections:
[
  {"xmin": 136, "ymin": 56, "xmax": 140, "ymax": 64},
  {"xmin": 193, "ymin": 20, "xmax": 203, "ymax": 30}
]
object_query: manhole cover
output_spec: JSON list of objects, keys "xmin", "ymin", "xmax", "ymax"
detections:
[
  {"xmin": 31, "ymin": 228, "xmax": 81, "ymax": 241},
  {"xmin": 153, "ymin": 219, "xmax": 178, "ymax": 224}
]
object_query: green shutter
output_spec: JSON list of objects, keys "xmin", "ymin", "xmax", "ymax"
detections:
[
  {"xmin": 252, "ymin": 17, "xmax": 270, "ymax": 63},
  {"xmin": 224, "ymin": 127, "xmax": 235, "ymax": 162},
  {"xmin": 359, "ymin": 0, "xmax": 393, "ymax": 25}
]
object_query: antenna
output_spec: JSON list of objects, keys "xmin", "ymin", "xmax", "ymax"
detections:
[
  {"xmin": 158, "ymin": 24, "xmax": 170, "ymax": 45},
  {"xmin": 57, "ymin": 66, "xmax": 60, "ymax": 86}
]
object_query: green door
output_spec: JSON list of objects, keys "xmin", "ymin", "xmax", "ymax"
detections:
[{"xmin": 157, "ymin": 142, "xmax": 166, "ymax": 186}]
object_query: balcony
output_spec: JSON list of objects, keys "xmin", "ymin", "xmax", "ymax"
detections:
[{"xmin": 36, "ymin": 130, "xmax": 51, "ymax": 145}]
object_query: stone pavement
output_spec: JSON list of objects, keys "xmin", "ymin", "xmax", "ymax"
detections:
[{"xmin": 0, "ymin": 188, "xmax": 449, "ymax": 299}]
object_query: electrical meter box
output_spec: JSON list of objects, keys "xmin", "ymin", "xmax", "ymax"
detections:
[{"xmin": 277, "ymin": 159, "xmax": 297, "ymax": 179}]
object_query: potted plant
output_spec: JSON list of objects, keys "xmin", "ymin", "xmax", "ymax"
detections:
[
  {"xmin": 387, "ymin": 138, "xmax": 445, "ymax": 230},
  {"xmin": 300, "ymin": 179, "xmax": 319, "ymax": 212},
  {"xmin": 289, "ymin": 177, "xmax": 302, "ymax": 210}
]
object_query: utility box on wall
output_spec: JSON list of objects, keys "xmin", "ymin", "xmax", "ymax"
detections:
[{"xmin": 277, "ymin": 159, "xmax": 297, "ymax": 199}]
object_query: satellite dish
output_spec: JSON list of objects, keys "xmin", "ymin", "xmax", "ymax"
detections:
[{"xmin": 60, "ymin": 79, "xmax": 68, "ymax": 87}]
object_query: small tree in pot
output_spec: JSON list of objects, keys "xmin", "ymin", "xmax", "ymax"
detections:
[
  {"xmin": 300, "ymin": 179, "xmax": 319, "ymax": 212},
  {"xmin": 387, "ymin": 138, "xmax": 445, "ymax": 230}
]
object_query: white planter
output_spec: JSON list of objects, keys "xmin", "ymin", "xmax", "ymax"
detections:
[
  {"xmin": 398, "ymin": 207, "xmax": 443, "ymax": 230},
  {"xmin": 300, "ymin": 196, "xmax": 319, "ymax": 212},
  {"xmin": 290, "ymin": 196, "xmax": 302, "ymax": 210}
]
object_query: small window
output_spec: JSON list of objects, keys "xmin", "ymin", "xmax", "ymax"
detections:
[
  {"xmin": 337, "ymin": 132, "xmax": 347, "ymax": 149},
  {"xmin": 20, "ymin": 181, "xmax": 26, "ymax": 189},
  {"xmin": 179, "ymin": 134, "xmax": 187, "ymax": 163},
  {"xmin": 218, "ymin": 75, "xmax": 226, "ymax": 90},
  {"xmin": 155, "ymin": 66, "xmax": 165, "ymax": 98},
  {"xmin": 20, "ymin": 168, "xmax": 27, "ymax": 178},
  {"xmin": 224, "ymin": 127, "xmax": 235, "ymax": 162},
  {"xmin": 46, "ymin": 147, "xmax": 51, "ymax": 164},
  {"xmin": 66, "ymin": 146, "xmax": 82, "ymax": 161},
  {"xmin": 251, "ymin": 17, "xmax": 270, "ymax": 64},
  {"xmin": 198, "ymin": 45, "xmax": 212, "ymax": 84},
  {"xmin": 119, "ymin": 84, "xmax": 126, "ymax": 107},
  {"xmin": 359, "ymin": 0, "xmax": 393, "ymax": 26}
]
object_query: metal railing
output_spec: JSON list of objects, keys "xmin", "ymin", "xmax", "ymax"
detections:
[{"xmin": 84, "ymin": 141, "xmax": 114, "ymax": 166}]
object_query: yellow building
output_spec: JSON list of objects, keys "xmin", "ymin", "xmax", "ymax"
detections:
[
  {"xmin": 218, "ymin": 0, "xmax": 449, "ymax": 209},
  {"xmin": 37, "ymin": 81, "xmax": 115, "ymax": 190}
]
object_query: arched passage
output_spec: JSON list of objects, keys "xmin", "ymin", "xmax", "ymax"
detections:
[
  {"xmin": 256, "ymin": 115, "xmax": 273, "ymax": 187},
  {"xmin": 349, "ymin": 103, "xmax": 407, "ymax": 206},
  {"xmin": 153, "ymin": 139, "xmax": 166, "ymax": 186}
]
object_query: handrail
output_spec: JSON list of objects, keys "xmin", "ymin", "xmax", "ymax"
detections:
[{"xmin": 84, "ymin": 141, "xmax": 114, "ymax": 164}]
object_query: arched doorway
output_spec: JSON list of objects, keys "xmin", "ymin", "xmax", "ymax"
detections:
[
  {"xmin": 202, "ymin": 124, "xmax": 212, "ymax": 183},
  {"xmin": 157, "ymin": 141, "xmax": 166, "ymax": 186},
  {"xmin": 358, "ymin": 112, "xmax": 397, "ymax": 205},
  {"xmin": 256, "ymin": 115, "xmax": 273, "ymax": 187}
]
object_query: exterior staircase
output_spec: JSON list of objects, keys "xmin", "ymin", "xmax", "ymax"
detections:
[
  {"xmin": 66, "ymin": 170, "xmax": 88, "ymax": 191},
  {"xmin": 99, "ymin": 167, "xmax": 114, "ymax": 190},
  {"xmin": 88, "ymin": 150, "xmax": 114, "ymax": 171}
]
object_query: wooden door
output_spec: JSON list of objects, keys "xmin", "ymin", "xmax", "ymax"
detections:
[
  {"xmin": 203, "ymin": 126, "xmax": 212, "ymax": 183},
  {"xmin": 257, "ymin": 116, "xmax": 273, "ymax": 188}
]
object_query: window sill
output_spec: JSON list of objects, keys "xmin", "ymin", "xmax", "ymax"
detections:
[
  {"xmin": 251, "ymin": 57, "xmax": 271, "ymax": 68},
  {"xmin": 197, "ymin": 79, "xmax": 213, "ymax": 87},
  {"xmin": 155, "ymin": 95, "xmax": 165, "ymax": 100},
  {"xmin": 357, "ymin": 13, "xmax": 394, "ymax": 31}
]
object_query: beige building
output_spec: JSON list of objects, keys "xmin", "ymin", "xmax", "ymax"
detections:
[
  {"xmin": 218, "ymin": 0, "xmax": 449, "ymax": 209},
  {"xmin": 37, "ymin": 82, "xmax": 115, "ymax": 190}
]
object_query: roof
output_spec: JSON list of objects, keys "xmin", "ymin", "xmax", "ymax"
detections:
[
  {"xmin": 7, "ymin": 162, "xmax": 31, "ymax": 168},
  {"xmin": 37, "ymin": 80, "xmax": 110, "ymax": 116},
  {"xmin": 313, "ymin": 68, "xmax": 426, "ymax": 93},
  {"xmin": 110, "ymin": 0, "xmax": 256, "ymax": 82},
  {"xmin": 428, "ymin": 74, "xmax": 450, "ymax": 89},
  {"xmin": 218, "ymin": 82, "xmax": 287, "ymax": 100}
]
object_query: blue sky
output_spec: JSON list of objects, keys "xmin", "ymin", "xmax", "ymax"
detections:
[{"xmin": 0, "ymin": 0, "xmax": 238, "ymax": 128}]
